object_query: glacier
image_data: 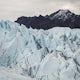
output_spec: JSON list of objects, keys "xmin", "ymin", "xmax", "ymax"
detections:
[{"xmin": 0, "ymin": 20, "xmax": 80, "ymax": 80}]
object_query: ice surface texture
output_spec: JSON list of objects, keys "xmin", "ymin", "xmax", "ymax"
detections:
[{"xmin": 0, "ymin": 21, "xmax": 80, "ymax": 80}]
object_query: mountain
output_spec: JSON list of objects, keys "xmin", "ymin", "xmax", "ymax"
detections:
[
  {"xmin": 15, "ymin": 9, "xmax": 80, "ymax": 29},
  {"xmin": 0, "ymin": 21, "xmax": 80, "ymax": 80}
]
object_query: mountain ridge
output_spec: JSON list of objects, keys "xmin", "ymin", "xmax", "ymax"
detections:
[{"xmin": 15, "ymin": 9, "xmax": 80, "ymax": 30}]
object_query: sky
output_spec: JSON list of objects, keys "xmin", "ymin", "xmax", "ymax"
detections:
[{"xmin": 0, "ymin": 0, "xmax": 80, "ymax": 21}]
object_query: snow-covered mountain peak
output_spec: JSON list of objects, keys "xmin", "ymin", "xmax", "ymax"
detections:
[
  {"xmin": 50, "ymin": 9, "xmax": 74, "ymax": 20},
  {"xmin": 57, "ymin": 9, "xmax": 72, "ymax": 14}
]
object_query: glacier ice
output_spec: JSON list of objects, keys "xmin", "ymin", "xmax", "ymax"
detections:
[{"xmin": 0, "ymin": 21, "xmax": 80, "ymax": 80}]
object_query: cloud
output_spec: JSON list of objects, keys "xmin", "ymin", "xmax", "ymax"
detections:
[{"xmin": 0, "ymin": 0, "xmax": 80, "ymax": 21}]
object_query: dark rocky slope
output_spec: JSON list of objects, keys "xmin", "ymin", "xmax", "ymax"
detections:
[{"xmin": 15, "ymin": 9, "xmax": 80, "ymax": 30}]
